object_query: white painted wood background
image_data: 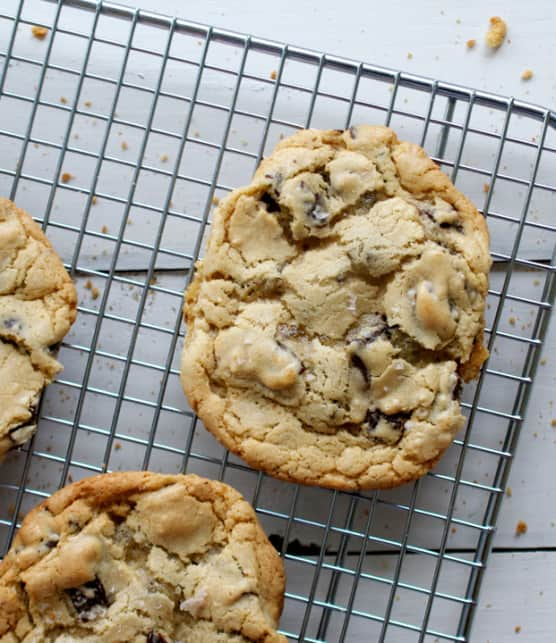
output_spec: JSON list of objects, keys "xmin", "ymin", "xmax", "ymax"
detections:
[
  {"xmin": 1, "ymin": 1, "xmax": 554, "ymax": 641},
  {"xmin": 123, "ymin": 1, "xmax": 556, "ymax": 640}
]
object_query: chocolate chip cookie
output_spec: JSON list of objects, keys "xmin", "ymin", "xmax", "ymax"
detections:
[
  {"xmin": 0, "ymin": 198, "xmax": 77, "ymax": 458},
  {"xmin": 181, "ymin": 126, "xmax": 491, "ymax": 490},
  {"xmin": 0, "ymin": 472, "xmax": 286, "ymax": 642}
]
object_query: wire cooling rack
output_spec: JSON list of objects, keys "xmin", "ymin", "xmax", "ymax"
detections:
[{"xmin": 1, "ymin": 1, "xmax": 555, "ymax": 641}]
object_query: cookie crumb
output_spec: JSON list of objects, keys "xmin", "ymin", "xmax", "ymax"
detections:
[
  {"xmin": 533, "ymin": 278, "xmax": 540, "ymax": 286},
  {"xmin": 406, "ymin": 52, "xmax": 413, "ymax": 60},
  {"xmin": 91, "ymin": 195, "xmax": 98, "ymax": 205},
  {"xmin": 514, "ymin": 625, "xmax": 521, "ymax": 634},
  {"xmin": 506, "ymin": 486, "xmax": 512, "ymax": 497},
  {"xmin": 450, "ymin": 526, "xmax": 457, "ymax": 534},
  {"xmin": 520, "ymin": 69, "xmax": 533, "ymax": 81},
  {"xmin": 101, "ymin": 225, "xmax": 108, "ymax": 234},
  {"xmin": 483, "ymin": 182, "xmax": 490, "ymax": 193},
  {"xmin": 212, "ymin": 196, "xmax": 220, "ymax": 206},
  {"xmin": 160, "ymin": 154, "xmax": 169, "ymax": 162},
  {"xmin": 540, "ymin": 358, "xmax": 547, "ymax": 366},
  {"xmin": 551, "ymin": 419, "xmax": 556, "ymax": 427},
  {"xmin": 85, "ymin": 280, "xmax": 93, "ymax": 290},
  {"xmin": 466, "ymin": 39, "xmax": 476, "ymax": 49},
  {"xmin": 121, "ymin": 141, "xmax": 128, "ymax": 151},
  {"xmin": 486, "ymin": 16, "xmax": 507, "ymax": 49},
  {"xmin": 61, "ymin": 172, "xmax": 73, "ymax": 183},
  {"xmin": 270, "ymin": 70, "xmax": 277, "ymax": 80},
  {"xmin": 31, "ymin": 25, "xmax": 48, "ymax": 40},
  {"xmin": 508, "ymin": 316, "xmax": 516, "ymax": 326},
  {"xmin": 60, "ymin": 96, "xmax": 68, "ymax": 105},
  {"xmin": 91, "ymin": 286, "xmax": 100, "ymax": 300},
  {"xmin": 84, "ymin": 100, "xmax": 92, "ymax": 108},
  {"xmin": 114, "ymin": 442, "xmax": 122, "ymax": 451},
  {"xmin": 515, "ymin": 520, "xmax": 527, "ymax": 536}
]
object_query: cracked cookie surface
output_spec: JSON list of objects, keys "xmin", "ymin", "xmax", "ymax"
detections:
[
  {"xmin": 0, "ymin": 198, "xmax": 77, "ymax": 458},
  {"xmin": 0, "ymin": 472, "xmax": 286, "ymax": 642},
  {"xmin": 181, "ymin": 126, "xmax": 491, "ymax": 490}
]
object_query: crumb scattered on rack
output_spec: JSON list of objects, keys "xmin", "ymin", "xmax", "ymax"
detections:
[
  {"xmin": 160, "ymin": 154, "xmax": 168, "ymax": 162},
  {"xmin": 212, "ymin": 196, "xmax": 220, "ymax": 205},
  {"xmin": 60, "ymin": 96, "xmax": 67, "ymax": 105},
  {"xmin": 270, "ymin": 69, "xmax": 277, "ymax": 80},
  {"xmin": 61, "ymin": 172, "xmax": 73, "ymax": 183},
  {"xmin": 540, "ymin": 358, "xmax": 547, "ymax": 366},
  {"xmin": 450, "ymin": 526, "xmax": 457, "ymax": 534},
  {"xmin": 483, "ymin": 182, "xmax": 490, "ymax": 193},
  {"xmin": 101, "ymin": 225, "xmax": 108, "ymax": 234},
  {"xmin": 31, "ymin": 25, "xmax": 48, "ymax": 40},
  {"xmin": 551, "ymin": 419, "xmax": 556, "ymax": 427},
  {"xmin": 84, "ymin": 100, "xmax": 92, "ymax": 108},
  {"xmin": 91, "ymin": 286, "xmax": 100, "ymax": 300},
  {"xmin": 514, "ymin": 626, "xmax": 521, "ymax": 634},
  {"xmin": 91, "ymin": 195, "xmax": 98, "ymax": 205},
  {"xmin": 486, "ymin": 16, "xmax": 507, "ymax": 50},
  {"xmin": 406, "ymin": 52, "xmax": 413, "ymax": 60},
  {"xmin": 114, "ymin": 442, "xmax": 122, "ymax": 451},
  {"xmin": 521, "ymin": 69, "xmax": 534, "ymax": 81},
  {"xmin": 506, "ymin": 486, "xmax": 512, "ymax": 497},
  {"xmin": 533, "ymin": 278, "xmax": 540, "ymax": 286},
  {"xmin": 121, "ymin": 141, "xmax": 128, "ymax": 151},
  {"xmin": 85, "ymin": 279, "xmax": 93, "ymax": 290},
  {"xmin": 466, "ymin": 39, "xmax": 476, "ymax": 49},
  {"xmin": 515, "ymin": 520, "xmax": 528, "ymax": 536},
  {"xmin": 508, "ymin": 316, "xmax": 516, "ymax": 326},
  {"xmin": 127, "ymin": 217, "xmax": 133, "ymax": 225}
]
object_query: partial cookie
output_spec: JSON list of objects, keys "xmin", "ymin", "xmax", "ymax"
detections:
[
  {"xmin": 181, "ymin": 126, "xmax": 491, "ymax": 490},
  {"xmin": 0, "ymin": 198, "xmax": 77, "ymax": 457},
  {"xmin": 0, "ymin": 472, "xmax": 286, "ymax": 642}
]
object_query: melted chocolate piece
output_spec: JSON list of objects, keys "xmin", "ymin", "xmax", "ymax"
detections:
[
  {"xmin": 308, "ymin": 195, "xmax": 329, "ymax": 226},
  {"xmin": 146, "ymin": 633, "xmax": 168, "ymax": 643},
  {"xmin": 66, "ymin": 577, "xmax": 108, "ymax": 620},
  {"xmin": 261, "ymin": 192, "xmax": 280, "ymax": 213},
  {"xmin": 350, "ymin": 353, "xmax": 369, "ymax": 384},
  {"xmin": 363, "ymin": 409, "xmax": 410, "ymax": 443},
  {"xmin": 2, "ymin": 318, "xmax": 21, "ymax": 330}
]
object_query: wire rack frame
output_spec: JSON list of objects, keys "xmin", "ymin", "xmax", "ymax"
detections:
[{"xmin": 0, "ymin": 0, "xmax": 555, "ymax": 641}]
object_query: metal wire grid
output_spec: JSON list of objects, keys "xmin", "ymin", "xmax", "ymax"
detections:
[{"xmin": 0, "ymin": 0, "xmax": 555, "ymax": 640}]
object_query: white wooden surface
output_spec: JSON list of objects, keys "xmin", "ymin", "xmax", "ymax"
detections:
[
  {"xmin": 122, "ymin": 1, "xmax": 556, "ymax": 640},
  {"xmin": 1, "ymin": 1, "xmax": 555, "ymax": 640}
]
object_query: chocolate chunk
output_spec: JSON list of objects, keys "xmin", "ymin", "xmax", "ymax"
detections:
[
  {"xmin": 308, "ymin": 195, "xmax": 329, "ymax": 226},
  {"xmin": 261, "ymin": 192, "xmax": 280, "ymax": 213},
  {"xmin": 364, "ymin": 409, "xmax": 381, "ymax": 430},
  {"xmin": 439, "ymin": 221, "xmax": 464, "ymax": 233},
  {"xmin": 147, "ymin": 633, "xmax": 168, "ymax": 643},
  {"xmin": 363, "ymin": 409, "xmax": 410, "ymax": 442},
  {"xmin": 359, "ymin": 191, "xmax": 377, "ymax": 209},
  {"xmin": 350, "ymin": 353, "xmax": 369, "ymax": 384},
  {"xmin": 66, "ymin": 577, "xmax": 108, "ymax": 620},
  {"xmin": 2, "ymin": 318, "xmax": 20, "ymax": 330}
]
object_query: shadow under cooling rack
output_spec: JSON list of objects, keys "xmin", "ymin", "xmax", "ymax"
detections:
[{"xmin": 0, "ymin": 1, "xmax": 555, "ymax": 641}]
